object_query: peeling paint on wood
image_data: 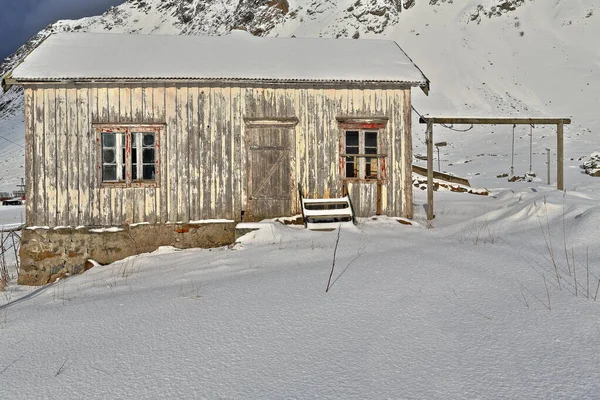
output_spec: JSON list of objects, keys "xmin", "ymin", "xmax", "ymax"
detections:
[{"xmin": 24, "ymin": 82, "xmax": 414, "ymax": 228}]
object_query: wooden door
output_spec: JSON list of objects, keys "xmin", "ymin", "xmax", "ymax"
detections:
[{"xmin": 247, "ymin": 127, "xmax": 292, "ymax": 221}]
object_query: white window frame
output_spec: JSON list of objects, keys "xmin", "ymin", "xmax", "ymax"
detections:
[
  {"xmin": 95, "ymin": 124, "xmax": 162, "ymax": 188},
  {"xmin": 338, "ymin": 118, "xmax": 388, "ymax": 182}
]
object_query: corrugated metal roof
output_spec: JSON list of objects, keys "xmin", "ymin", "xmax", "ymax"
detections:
[{"xmin": 10, "ymin": 32, "xmax": 429, "ymax": 88}]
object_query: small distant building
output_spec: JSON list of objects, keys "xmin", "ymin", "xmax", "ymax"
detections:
[{"xmin": 3, "ymin": 32, "xmax": 429, "ymax": 285}]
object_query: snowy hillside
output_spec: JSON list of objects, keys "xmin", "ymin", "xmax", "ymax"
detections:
[
  {"xmin": 0, "ymin": 88, "xmax": 25, "ymax": 192},
  {"xmin": 1, "ymin": 0, "xmax": 599, "ymax": 192}
]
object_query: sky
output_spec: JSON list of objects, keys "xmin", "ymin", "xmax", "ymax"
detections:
[{"xmin": 0, "ymin": 0, "xmax": 125, "ymax": 62}]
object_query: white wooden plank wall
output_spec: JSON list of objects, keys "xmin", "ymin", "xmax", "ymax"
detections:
[
  {"xmin": 78, "ymin": 87, "xmax": 91, "ymax": 225},
  {"xmin": 24, "ymin": 88, "xmax": 34, "ymax": 225},
  {"xmin": 25, "ymin": 84, "xmax": 412, "ymax": 226},
  {"xmin": 33, "ymin": 87, "xmax": 46, "ymax": 226},
  {"xmin": 44, "ymin": 87, "xmax": 57, "ymax": 227}
]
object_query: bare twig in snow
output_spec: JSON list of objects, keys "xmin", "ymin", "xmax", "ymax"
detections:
[
  {"xmin": 537, "ymin": 199, "xmax": 561, "ymax": 289},
  {"xmin": 0, "ymin": 357, "xmax": 20, "ymax": 375},
  {"xmin": 55, "ymin": 357, "xmax": 69, "ymax": 377},
  {"xmin": 522, "ymin": 292, "xmax": 529, "ymax": 308},
  {"xmin": 586, "ymin": 246, "xmax": 590, "ymax": 299},
  {"xmin": 519, "ymin": 283, "xmax": 548, "ymax": 310},
  {"xmin": 325, "ymin": 225, "xmax": 342, "ymax": 293},
  {"xmin": 563, "ymin": 194, "xmax": 572, "ymax": 275},
  {"xmin": 543, "ymin": 274, "xmax": 551, "ymax": 311},
  {"xmin": 573, "ymin": 257, "xmax": 578, "ymax": 297}
]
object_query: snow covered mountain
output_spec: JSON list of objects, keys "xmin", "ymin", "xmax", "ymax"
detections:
[{"xmin": 0, "ymin": 0, "xmax": 599, "ymax": 191}]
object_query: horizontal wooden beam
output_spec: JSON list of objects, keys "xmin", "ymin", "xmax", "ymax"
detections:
[
  {"xmin": 412, "ymin": 165, "xmax": 471, "ymax": 187},
  {"xmin": 244, "ymin": 117, "xmax": 299, "ymax": 128},
  {"xmin": 1, "ymin": 76, "xmax": 16, "ymax": 92},
  {"xmin": 419, "ymin": 117, "xmax": 572, "ymax": 125},
  {"xmin": 337, "ymin": 117, "xmax": 389, "ymax": 130},
  {"xmin": 421, "ymin": 116, "xmax": 568, "ymax": 221},
  {"xmin": 336, "ymin": 117, "xmax": 389, "ymax": 123}
]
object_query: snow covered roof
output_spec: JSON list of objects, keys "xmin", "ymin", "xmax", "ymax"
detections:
[{"xmin": 9, "ymin": 32, "xmax": 429, "ymax": 90}]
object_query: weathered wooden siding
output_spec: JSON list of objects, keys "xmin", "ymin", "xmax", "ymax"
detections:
[{"xmin": 24, "ymin": 83, "xmax": 412, "ymax": 226}]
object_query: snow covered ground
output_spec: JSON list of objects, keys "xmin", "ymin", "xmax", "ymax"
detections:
[
  {"xmin": 0, "ymin": 204, "xmax": 24, "ymax": 289},
  {"xmin": 0, "ymin": 203, "xmax": 25, "ymax": 230},
  {"xmin": 1, "ymin": 0, "xmax": 600, "ymax": 398},
  {"xmin": 2, "ymin": 187, "xmax": 600, "ymax": 399}
]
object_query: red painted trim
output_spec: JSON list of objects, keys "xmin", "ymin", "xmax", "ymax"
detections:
[{"xmin": 339, "ymin": 122, "xmax": 387, "ymax": 130}]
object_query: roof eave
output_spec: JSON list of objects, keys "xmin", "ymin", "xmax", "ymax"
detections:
[
  {"xmin": 420, "ymin": 79, "xmax": 430, "ymax": 96},
  {"xmin": 1, "ymin": 72, "xmax": 16, "ymax": 92},
  {"xmin": 392, "ymin": 41, "xmax": 430, "ymax": 96},
  {"xmin": 10, "ymin": 76, "xmax": 429, "ymax": 88}
]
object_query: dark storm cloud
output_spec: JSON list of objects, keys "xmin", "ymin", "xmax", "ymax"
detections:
[{"xmin": 0, "ymin": 0, "xmax": 125, "ymax": 63}]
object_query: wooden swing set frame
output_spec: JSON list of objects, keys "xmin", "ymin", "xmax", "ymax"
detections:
[{"xmin": 419, "ymin": 116, "xmax": 572, "ymax": 220}]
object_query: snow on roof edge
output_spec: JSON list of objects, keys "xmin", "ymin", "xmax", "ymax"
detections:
[
  {"xmin": 10, "ymin": 32, "xmax": 430, "ymax": 87},
  {"xmin": 12, "ymin": 76, "xmax": 428, "ymax": 86}
]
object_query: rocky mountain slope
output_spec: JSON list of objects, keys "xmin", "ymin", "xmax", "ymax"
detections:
[{"xmin": 0, "ymin": 0, "xmax": 598, "ymax": 191}]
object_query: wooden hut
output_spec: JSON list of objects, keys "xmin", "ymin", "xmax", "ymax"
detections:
[{"xmin": 3, "ymin": 32, "xmax": 429, "ymax": 284}]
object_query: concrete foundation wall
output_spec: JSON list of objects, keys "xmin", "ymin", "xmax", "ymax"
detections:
[{"xmin": 18, "ymin": 222, "xmax": 236, "ymax": 285}]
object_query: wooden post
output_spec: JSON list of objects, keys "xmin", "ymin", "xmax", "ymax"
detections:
[
  {"xmin": 557, "ymin": 121, "xmax": 564, "ymax": 191},
  {"xmin": 426, "ymin": 121, "xmax": 434, "ymax": 220},
  {"xmin": 546, "ymin": 148, "xmax": 551, "ymax": 185},
  {"xmin": 376, "ymin": 182, "xmax": 382, "ymax": 215}
]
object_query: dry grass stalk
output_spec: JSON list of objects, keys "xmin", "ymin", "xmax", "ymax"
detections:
[
  {"xmin": 573, "ymin": 257, "xmax": 578, "ymax": 297},
  {"xmin": 543, "ymin": 274, "xmax": 551, "ymax": 311},
  {"xmin": 586, "ymin": 246, "xmax": 590, "ymax": 299},
  {"xmin": 326, "ymin": 225, "xmax": 342, "ymax": 293},
  {"xmin": 537, "ymin": 198, "xmax": 561, "ymax": 289},
  {"xmin": 522, "ymin": 293, "xmax": 529, "ymax": 308}
]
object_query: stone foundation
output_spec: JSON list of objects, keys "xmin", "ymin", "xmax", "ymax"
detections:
[{"xmin": 18, "ymin": 222, "xmax": 236, "ymax": 286}]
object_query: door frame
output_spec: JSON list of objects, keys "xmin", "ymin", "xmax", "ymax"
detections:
[{"xmin": 244, "ymin": 118, "xmax": 298, "ymax": 221}]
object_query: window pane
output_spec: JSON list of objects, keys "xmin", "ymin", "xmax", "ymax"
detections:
[
  {"xmin": 102, "ymin": 133, "xmax": 115, "ymax": 147},
  {"xmin": 103, "ymin": 165, "xmax": 117, "ymax": 181},
  {"xmin": 143, "ymin": 148, "xmax": 155, "ymax": 163},
  {"xmin": 346, "ymin": 131, "xmax": 359, "ymax": 156},
  {"xmin": 143, "ymin": 165, "xmax": 155, "ymax": 180},
  {"xmin": 366, "ymin": 157, "xmax": 378, "ymax": 179},
  {"xmin": 346, "ymin": 131, "xmax": 359, "ymax": 146},
  {"xmin": 130, "ymin": 145, "xmax": 137, "ymax": 180},
  {"xmin": 345, "ymin": 131, "xmax": 359, "ymax": 178},
  {"xmin": 131, "ymin": 132, "xmax": 137, "ymax": 148},
  {"xmin": 346, "ymin": 158, "xmax": 356, "ymax": 178},
  {"xmin": 365, "ymin": 131, "xmax": 377, "ymax": 147},
  {"xmin": 365, "ymin": 131, "xmax": 378, "ymax": 154},
  {"xmin": 143, "ymin": 133, "xmax": 155, "ymax": 147},
  {"xmin": 102, "ymin": 149, "xmax": 115, "ymax": 164}
]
